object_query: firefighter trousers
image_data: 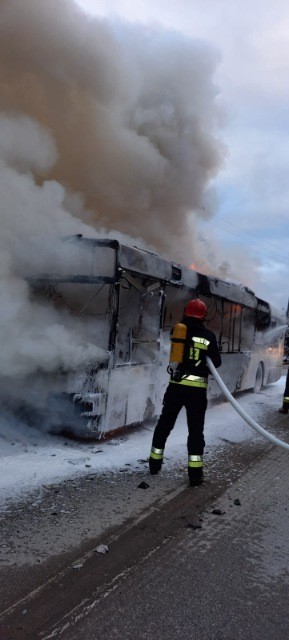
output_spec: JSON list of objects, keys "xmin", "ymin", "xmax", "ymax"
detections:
[
  {"xmin": 283, "ymin": 368, "xmax": 289, "ymax": 406},
  {"xmin": 152, "ymin": 382, "xmax": 207, "ymax": 458}
]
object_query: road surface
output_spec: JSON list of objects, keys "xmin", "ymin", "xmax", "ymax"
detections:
[{"xmin": 1, "ymin": 402, "xmax": 289, "ymax": 639}]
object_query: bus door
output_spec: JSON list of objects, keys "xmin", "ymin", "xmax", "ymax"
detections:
[{"xmin": 103, "ymin": 273, "xmax": 165, "ymax": 431}]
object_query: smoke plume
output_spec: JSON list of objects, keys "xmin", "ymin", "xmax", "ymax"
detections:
[
  {"xmin": 0, "ymin": 0, "xmax": 224, "ymax": 254},
  {"xmin": 0, "ymin": 0, "xmax": 225, "ymax": 384}
]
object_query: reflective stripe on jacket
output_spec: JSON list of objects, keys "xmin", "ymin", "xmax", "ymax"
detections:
[{"xmin": 170, "ymin": 374, "xmax": 208, "ymax": 389}]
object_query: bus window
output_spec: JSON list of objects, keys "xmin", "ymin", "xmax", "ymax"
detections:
[
  {"xmin": 163, "ymin": 287, "xmax": 194, "ymax": 329},
  {"xmin": 256, "ymin": 310, "xmax": 271, "ymax": 331},
  {"xmin": 203, "ymin": 298, "xmax": 222, "ymax": 347},
  {"xmin": 206, "ymin": 300, "xmax": 238, "ymax": 353},
  {"xmin": 232, "ymin": 304, "xmax": 242, "ymax": 352},
  {"xmin": 241, "ymin": 308, "xmax": 256, "ymax": 351},
  {"xmin": 31, "ymin": 281, "xmax": 111, "ymax": 350}
]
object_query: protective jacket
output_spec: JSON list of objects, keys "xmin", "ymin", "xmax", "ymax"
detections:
[
  {"xmin": 283, "ymin": 368, "xmax": 289, "ymax": 406},
  {"xmin": 171, "ymin": 316, "xmax": 222, "ymax": 387}
]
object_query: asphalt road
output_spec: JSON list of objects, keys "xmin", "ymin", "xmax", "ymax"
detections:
[
  {"xmin": 1, "ymin": 404, "xmax": 289, "ymax": 639},
  {"xmin": 59, "ymin": 445, "xmax": 289, "ymax": 640}
]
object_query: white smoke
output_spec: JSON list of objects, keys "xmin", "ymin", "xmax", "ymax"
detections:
[
  {"xmin": 0, "ymin": 113, "xmax": 58, "ymax": 173},
  {"xmin": 0, "ymin": 120, "xmax": 108, "ymax": 379},
  {"xmin": 0, "ymin": 0, "xmax": 225, "ymax": 388},
  {"xmin": 0, "ymin": 0, "xmax": 224, "ymax": 259}
]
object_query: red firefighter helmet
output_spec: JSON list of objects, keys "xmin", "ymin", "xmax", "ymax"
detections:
[{"xmin": 184, "ymin": 299, "xmax": 207, "ymax": 319}]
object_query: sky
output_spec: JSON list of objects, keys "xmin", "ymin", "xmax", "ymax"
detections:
[
  {"xmin": 0, "ymin": 375, "xmax": 286, "ymax": 507},
  {"xmin": 72, "ymin": 0, "xmax": 289, "ymax": 312}
]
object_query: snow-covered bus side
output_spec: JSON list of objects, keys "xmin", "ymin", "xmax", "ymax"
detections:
[{"xmin": 28, "ymin": 236, "xmax": 285, "ymax": 438}]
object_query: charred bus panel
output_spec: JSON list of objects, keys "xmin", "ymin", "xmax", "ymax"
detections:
[{"xmin": 26, "ymin": 236, "xmax": 285, "ymax": 438}]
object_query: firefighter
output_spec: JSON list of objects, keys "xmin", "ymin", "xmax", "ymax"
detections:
[
  {"xmin": 279, "ymin": 367, "xmax": 289, "ymax": 414},
  {"xmin": 149, "ymin": 299, "xmax": 222, "ymax": 486}
]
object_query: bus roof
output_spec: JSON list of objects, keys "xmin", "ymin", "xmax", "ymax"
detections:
[{"xmin": 27, "ymin": 235, "xmax": 274, "ymax": 313}]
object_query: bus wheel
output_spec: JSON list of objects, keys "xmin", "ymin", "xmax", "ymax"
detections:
[{"xmin": 253, "ymin": 363, "xmax": 263, "ymax": 393}]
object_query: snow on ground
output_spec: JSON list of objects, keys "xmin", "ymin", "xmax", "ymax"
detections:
[{"xmin": 0, "ymin": 376, "xmax": 287, "ymax": 507}]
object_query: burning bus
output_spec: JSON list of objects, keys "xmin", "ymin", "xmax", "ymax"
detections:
[{"xmin": 24, "ymin": 235, "xmax": 285, "ymax": 438}]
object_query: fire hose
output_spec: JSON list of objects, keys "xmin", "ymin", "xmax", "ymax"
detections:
[{"xmin": 206, "ymin": 357, "xmax": 289, "ymax": 452}]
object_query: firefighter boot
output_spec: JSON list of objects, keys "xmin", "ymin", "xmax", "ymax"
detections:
[
  {"xmin": 149, "ymin": 447, "xmax": 164, "ymax": 475},
  {"xmin": 279, "ymin": 406, "xmax": 289, "ymax": 414},
  {"xmin": 189, "ymin": 467, "xmax": 204, "ymax": 487},
  {"xmin": 188, "ymin": 455, "xmax": 204, "ymax": 486}
]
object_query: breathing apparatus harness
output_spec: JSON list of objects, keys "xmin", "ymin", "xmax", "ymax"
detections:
[
  {"xmin": 167, "ymin": 321, "xmax": 208, "ymax": 385},
  {"xmin": 167, "ymin": 322, "xmax": 187, "ymax": 382}
]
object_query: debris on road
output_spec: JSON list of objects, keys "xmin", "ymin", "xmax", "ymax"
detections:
[
  {"xmin": 211, "ymin": 508, "xmax": 226, "ymax": 515},
  {"xmin": 187, "ymin": 522, "xmax": 202, "ymax": 530},
  {"xmin": 138, "ymin": 481, "xmax": 150, "ymax": 489},
  {"xmin": 95, "ymin": 544, "xmax": 109, "ymax": 554}
]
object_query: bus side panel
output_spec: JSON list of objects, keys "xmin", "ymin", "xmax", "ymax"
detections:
[
  {"xmin": 239, "ymin": 334, "xmax": 285, "ymax": 390},
  {"xmin": 265, "ymin": 362, "xmax": 283, "ymax": 384},
  {"xmin": 125, "ymin": 365, "xmax": 161, "ymax": 425},
  {"xmin": 207, "ymin": 353, "xmax": 250, "ymax": 398},
  {"xmin": 236, "ymin": 348, "xmax": 283, "ymax": 391},
  {"xmin": 255, "ymin": 336, "xmax": 284, "ymax": 385},
  {"xmin": 234, "ymin": 352, "xmax": 261, "ymax": 391},
  {"xmin": 100, "ymin": 368, "xmax": 128, "ymax": 434},
  {"xmin": 100, "ymin": 364, "xmax": 164, "ymax": 435}
]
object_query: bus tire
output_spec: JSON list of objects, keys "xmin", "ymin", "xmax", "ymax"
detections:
[{"xmin": 253, "ymin": 363, "xmax": 263, "ymax": 393}]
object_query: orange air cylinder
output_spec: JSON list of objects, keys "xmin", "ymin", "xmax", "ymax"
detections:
[{"xmin": 169, "ymin": 322, "xmax": 187, "ymax": 363}]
